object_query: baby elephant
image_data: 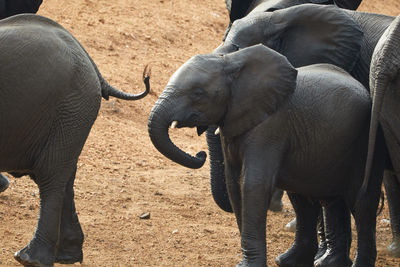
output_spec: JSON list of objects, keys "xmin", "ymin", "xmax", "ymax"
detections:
[
  {"xmin": 148, "ymin": 44, "xmax": 383, "ymax": 266},
  {"xmin": 0, "ymin": 14, "xmax": 149, "ymax": 266}
]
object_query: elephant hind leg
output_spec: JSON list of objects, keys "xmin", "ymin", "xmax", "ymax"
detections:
[
  {"xmin": 353, "ymin": 128, "xmax": 386, "ymax": 267},
  {"xmin": 314, "ymin": 197, "xmax": 352, "ymax": 267},
  {"xmin": 275, "ymin": 192, "xmax": 319, "ymax": 267},
  {"xmin": 14, "ymin": 166, "xmax": 78, "ymax": 267},
  {"xmin": 55, "ymin": 165, "xmax": 84, "ymax": 264}
]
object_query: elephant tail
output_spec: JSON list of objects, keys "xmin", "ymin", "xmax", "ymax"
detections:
[
  {"xmin": 361, "ymin": 15, "xmax": 400, "ymax": 194},
  {"xmin": 70, "ymin": 31, "xmax": 151, "ymax": 101},
  {"xmin": 99, "ymin": 64, "xmax": 151, "ymax": 101}
]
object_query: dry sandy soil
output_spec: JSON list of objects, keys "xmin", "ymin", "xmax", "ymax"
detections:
[{"xmin": 0, "ymin": 0, "xmax": 400, "ymax": 266}]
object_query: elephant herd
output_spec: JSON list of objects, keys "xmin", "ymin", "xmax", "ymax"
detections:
[{"xmin": 1, "ymin": 0, "xmax": 400, "ymax": 266}]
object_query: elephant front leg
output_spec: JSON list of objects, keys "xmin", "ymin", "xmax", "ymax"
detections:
[
  {"xmin": 238, "ymin": 178, "xmax": 269, "ymax": 267},
  {"xmin": 14, "ymin": 167, "xmax": 75, "ymax": 267},
  {"xmin": 237, "ymin": 155, "xmax": 282, "ymax": 267},
  {"xmin": 276, "ymin": 192, "xmax": 319, "ymax": 267},
  {"xmin": 55, "ymin": 166, "xmax": 84, "ymax": 264}
]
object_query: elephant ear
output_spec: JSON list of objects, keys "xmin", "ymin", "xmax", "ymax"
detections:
[
  {"xmin": 267, "ymin": 4, "xmax": 363, "ymax": 73},
  {"xmin": 221, "ymin": 44, "xmax": 297, "ymax": 138}
]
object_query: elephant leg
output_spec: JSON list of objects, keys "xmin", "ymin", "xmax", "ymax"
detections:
[
  {"xmin": 314, "ymin": 212, "xmax": 327, "ymax": 261},
  {"xmin": 314, "ymin": 198, "xmax": 352, "ymax": 267},
  {"xmin": 14, "ymin": 166, "xmax": 76, "ymax": 267},
  {"xmin": 0, "ymin": 173, "xmax": 9, "ymax": 192},
  {"xmin": 55, "ymin": 166, "xmax": 84, "ymax": 264},
  {"xmin": 225, "ymin": 165, "xmax": 242, "ymax": 231},
  {"xmin": 383, "ymin": 171, "xmax": 400, "ymax": 257},
  {"xmin": 275, "ymin": 192, "xmax": 319, "ymax": 267},
  {"xmin": 269, "ymin": 188, "xmax": 283, "ymax": 212},
  {"xmin": 353, "ymin": 129, "xmax": 385, "ymax": 267},
  {"xmin": 236, "ymin": 152, "xmax": 284, "ymax": 267}
]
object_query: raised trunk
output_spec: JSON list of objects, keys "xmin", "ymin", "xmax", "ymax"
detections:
[
  {"xmin": 206, "ymin": 126, "xmax": 233, "ymax": 212},
  {"xmin": 148, "ymin": 97, "xmax": 206, "ymax": 169}
]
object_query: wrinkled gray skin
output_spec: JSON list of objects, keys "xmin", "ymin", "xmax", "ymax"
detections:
[
  {"xmin": 210, "ymin": 4, "xmax": 400, "ymax": 260},
  {"xmin": 362, "ymin": 14, "xmax": 400, "ymax": 258},
  {"xmin": 0, "ymin": 14, "xmax": 150, "ymax": 267},
  {"xmin": 0, "ymin": 0, "xmax": 44, "ymax": 195},
  {"xmin": 148, "ymin": 44, "xmax": 384, "ymax": 267}
]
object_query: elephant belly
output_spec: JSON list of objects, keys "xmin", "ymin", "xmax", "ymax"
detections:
[{"xmin": 276, "ymin": 133, "xmax": 368, "ymax": 198}]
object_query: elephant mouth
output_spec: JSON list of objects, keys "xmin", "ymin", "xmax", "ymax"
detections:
[{"xmin": 170, "ymin": 120, "xmax": 209, "ymax": 136}]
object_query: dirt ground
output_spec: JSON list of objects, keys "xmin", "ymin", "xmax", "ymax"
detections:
[{"xmin": 0, "ymin": 0, "xmax": 399, "ymax": 266}]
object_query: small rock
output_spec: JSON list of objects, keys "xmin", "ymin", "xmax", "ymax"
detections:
[{"xmin": 139, "ymin": 212, "xmax": 150, "ymax": 220}]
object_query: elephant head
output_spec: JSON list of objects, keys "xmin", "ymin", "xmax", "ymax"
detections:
[{"xmin": 148, "ymin": 44, "xmax": 297, "ymax": 174}]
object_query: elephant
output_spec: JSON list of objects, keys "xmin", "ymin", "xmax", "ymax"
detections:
[
  {"xmin": 0, "ymin": 0, "xmax": 43, "ymax": 194},
  {"xmin": 216, "ymin": 0, "xmax": 367, "ymax": 214},
  {"xmin": 361, "ymin": 14, "xmax": 400, "ymax": 258},
  {"xmin": 0, "ymin": 14, "xmax": 150, "ymax": 267},
  {"xmin": 148, "ymin": 44, "xmax": 385, "ymax": 266},
  {"xmin": 208, "ymin": 3, "xmax": 400, "ymax": 258}
]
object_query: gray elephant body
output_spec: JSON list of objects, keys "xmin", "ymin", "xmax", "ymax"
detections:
[
  {"xmin": 148, "ymin": 44, "xmax": 381, "ymax": 266},
  {"xmin": 222, "ymin": 63, "xmax": 370, "ymax": 198},
  {"xmin": 0, "ymin": 14, "xmax": 149, "ymax": 267}
]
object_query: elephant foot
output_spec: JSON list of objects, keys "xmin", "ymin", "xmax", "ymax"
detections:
[
  {"xmin": 314, "ymin": 241, "xmax": 327, "ymax": 261},
  {"xmin": 351, "ymin": 252, "xmax": 375, "ymax": 267},
  {"xmin": 14, "ymin": 244, "xmax": 54, "ymax": 267},
  {"xmin": 236, "ymin": 258, "xmax": 266, "ymax": 267},
  {"xmin": 284, "ymin": 218, "xmax": 296, "ymax": 232},
  {"xmin": 55, "ymin": 248, "xmax": 82, "ymax": 264},
  {"xmin": 275, "ymin": 242, "xmax": 315, "ymax": 267},
  {"xmin": 0, "ymin": 174, "xmax": 9, "ymax": 193},
  {"xmin": 314, "ymin": 251, "xmax": 352, "ymax": 267},
  {"xmin": 388, "ymin": 240, "xmax": 400, "ymax": 257}
]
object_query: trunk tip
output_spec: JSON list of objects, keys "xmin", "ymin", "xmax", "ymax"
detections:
[{"xmin": 193, "ymin": 151, "xmax": 207, "ymax": 169}]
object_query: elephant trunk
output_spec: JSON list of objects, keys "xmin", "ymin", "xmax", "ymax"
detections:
[
  {"xmin": 362, "ymin": 15, "xmax": 400, "ymax": 192},
  {"xmin": 206, "ymin": 126, "xmax": 233, "ymax": 212},
  {"xmin": 148, "ymin": 96, "xmax": 206, "ymax": 169}
]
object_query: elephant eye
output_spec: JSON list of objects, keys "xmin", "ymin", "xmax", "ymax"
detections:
[{"xmin": 191, "ymin": 88, "xmax": 204, "ymax": 101}]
